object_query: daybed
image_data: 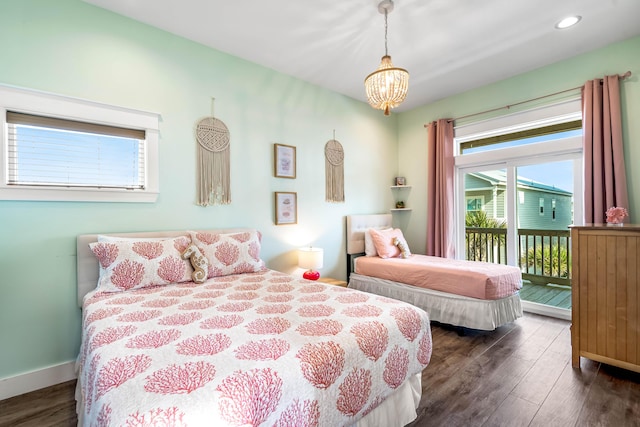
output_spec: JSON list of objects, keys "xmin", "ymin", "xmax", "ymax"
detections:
[
  {"xmin": 346, "ymin": 214, "xmax": 523, "ymax": 331},
  {"xmin": 75, "ymin": 227, "xmax": 432, "ymax": 427}
]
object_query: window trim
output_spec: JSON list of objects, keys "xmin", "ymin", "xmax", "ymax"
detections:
[{"xmin": 0, "ymin": 84, "xmax": 160, "ymax": 202}]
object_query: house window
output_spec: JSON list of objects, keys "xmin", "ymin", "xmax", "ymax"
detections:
[
  {"xmin": 1, "ymin": 84, "xmax": 159, "ymax": 202},
  {"xmin": 539, "ymin": 198, "xmax": 544, "ymax": 215},
  {"xmin": 454, "ymin": 98, "xmax": 583, "ymax": 267},
  {"xmin": 466, "ymin": 196, "xmax": 484, "ymax": 212},
  {"xmin": 459, "ymin": 120, "xmax": 582, "ymax": 154},
  {"xmin": 7, "ymin": 112, "xmax": 145, "ymax": 189},
  {"xmin": 552, "ymin": 199, "xmax": 556, "ymax": 220}
]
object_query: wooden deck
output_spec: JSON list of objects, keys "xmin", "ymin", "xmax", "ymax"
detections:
[{"xmin": 520, "ymin": 280, "xmax": 572, "ymax": 309}]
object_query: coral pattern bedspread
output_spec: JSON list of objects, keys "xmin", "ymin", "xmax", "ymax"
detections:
[
  {"xmin": 355, "ymin": 255, "xmax": 522, "ymax": 300},
  {"xmin": 77, "ymin": 269, "xmax": 432, "ymax": 426}
]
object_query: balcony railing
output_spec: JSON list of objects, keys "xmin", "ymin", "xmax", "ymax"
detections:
[{"xmin": 465, "ymin": 227, "xmax": 571, "ymax": 286}]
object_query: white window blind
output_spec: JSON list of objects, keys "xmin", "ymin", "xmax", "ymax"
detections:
[{"xmin": 6, "ymin": 111, "xmax": 146, "ymax": 189}]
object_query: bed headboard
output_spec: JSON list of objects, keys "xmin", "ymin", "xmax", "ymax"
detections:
[
  {"xmin": 345, "ymin": 214, "xmax": 392, "ymax": 276},
  {"xmin": 76, "ymin": 228, "xmax": 248, "ymax": 307},
  {"xmin": 346, "ymin": 214, "xmax": 393, "ymax": 255}
]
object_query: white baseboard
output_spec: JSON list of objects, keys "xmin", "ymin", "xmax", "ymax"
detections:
[
  {"xmin": 522, "ymin": 300, "xmax": 572, "ymax": 321},
  {"xmin": 0, "ymin": 361, "xmax": 76, "ymax": 401}
]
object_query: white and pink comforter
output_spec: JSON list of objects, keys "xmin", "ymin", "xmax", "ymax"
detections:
[{"xmin": 77, "ymin": 269, "xmax": 432, "ymax": 426}]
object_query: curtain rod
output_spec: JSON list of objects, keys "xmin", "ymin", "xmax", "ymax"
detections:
[{"xmin": 423, "ymin": 71, "xmax": 632, "ymax": 127}]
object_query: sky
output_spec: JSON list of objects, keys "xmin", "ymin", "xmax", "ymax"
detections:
[{"xmin": 518, "ymin": 161, "xmax": 574, "ymax": 193}]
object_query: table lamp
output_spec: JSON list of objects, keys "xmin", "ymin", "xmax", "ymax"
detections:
[{"xmin": 298, "ymin": 247, "xmax": 323, "ymax": 280}]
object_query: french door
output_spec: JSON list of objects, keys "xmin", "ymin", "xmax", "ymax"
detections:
[{"xmin": 456, "ymin": 140, "xmax": 583, "ymax": 319}]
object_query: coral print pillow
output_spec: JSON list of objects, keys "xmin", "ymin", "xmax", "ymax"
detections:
[
  {"xmin": 89, "ymin": 236, "xmax": 193, "ymax": 292},
  {"xmin": 189, "ymin": 229, "xmax": 265, "ymax": 278}
]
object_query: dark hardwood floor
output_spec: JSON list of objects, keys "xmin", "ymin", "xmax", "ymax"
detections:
[
  {"xmin": 2, "ymin": 313, "xmax": 639, "ymax": 427},
  {"xmin": 0, "ymin": 380, "xmax": 77, "ymax": 427}
]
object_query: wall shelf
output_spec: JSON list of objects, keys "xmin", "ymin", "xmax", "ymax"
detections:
[{"xmin": 391, "ymin": 184, "xmax": 411, "ymax": 212}]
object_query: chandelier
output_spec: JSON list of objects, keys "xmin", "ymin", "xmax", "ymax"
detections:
[{"xmin": 364, "ymin": 0, "xmax": 409, "ymax": 116}]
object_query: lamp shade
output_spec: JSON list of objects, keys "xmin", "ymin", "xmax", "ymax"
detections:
[{"xmin": 298, "ymin": 247, "xmax": 323, "ymax": 270}]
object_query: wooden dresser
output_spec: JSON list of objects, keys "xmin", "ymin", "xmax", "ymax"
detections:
[{"xmin": 570, "ymin": 224, "xmax": 640, "ymax": 372}]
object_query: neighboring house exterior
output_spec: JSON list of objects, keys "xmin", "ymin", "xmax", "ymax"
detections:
[{"xmin": 465, "ymin": 170, "xmax": 573, "ymax": 230}]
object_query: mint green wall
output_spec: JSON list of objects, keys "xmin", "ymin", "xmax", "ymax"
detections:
[
  {"xmin": 2, "ymin": 0, "xmax": 638, "ymax": 387},
  {"xmin": 0, "ymin": 0, "xmax": 399, "ymax": 380},
  {"xmin": 398, "ymin": 36, "xmax": 640, "ymax": 255}
]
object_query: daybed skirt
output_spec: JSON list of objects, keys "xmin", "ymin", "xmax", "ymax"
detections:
[{"xmin": 349, "ymin": 273, "xmax": 523, "ymax": 331}]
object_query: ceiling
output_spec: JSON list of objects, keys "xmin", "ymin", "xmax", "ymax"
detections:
[{"xmin": 83, "ymin": 0, "xmax": 640, "ymax": 112}]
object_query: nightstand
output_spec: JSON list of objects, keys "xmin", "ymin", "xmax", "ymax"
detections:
[{"xmin": 318, "ymin": 277, "xmax": 348, "ymax": 287}]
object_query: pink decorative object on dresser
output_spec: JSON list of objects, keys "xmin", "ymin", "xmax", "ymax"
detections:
[{"xmin": 605, "ymin": 206, "xmax": 628, "ymax": 224}]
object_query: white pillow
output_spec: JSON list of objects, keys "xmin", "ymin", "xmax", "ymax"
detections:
[{"xmin": 364, "ymin": 227, "xmax": 392, "ymax": 256}]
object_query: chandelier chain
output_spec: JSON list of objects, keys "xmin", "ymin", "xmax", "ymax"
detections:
[{"xmin": 384, "ymin": 9, "xmax": 388, "ymax": 56}]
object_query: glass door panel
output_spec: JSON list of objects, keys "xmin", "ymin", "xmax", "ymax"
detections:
[
  {"xmin": 463, "ymin": 168, "xmax": 508, "ymax": 265},
  {"xmin": 515, "ymin": 161, "xmax": 573, "ymax": 310}
]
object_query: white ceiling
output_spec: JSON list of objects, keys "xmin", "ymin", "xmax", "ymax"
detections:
[{"xmin": 83, "ymin": 0, "xmax": 640, "ymax": 112}]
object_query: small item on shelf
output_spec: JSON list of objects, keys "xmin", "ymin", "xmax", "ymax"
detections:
[
  {"xmin": 605, "ymin": 206, "xmax": 628, "ymax": 225},
  {"xmin": 396, "ymin": 201, "xmax": 405, "ymax": 208},
  {"xmin": 395, "ymin": 176, "xmax": 406, "ymax": 186}
]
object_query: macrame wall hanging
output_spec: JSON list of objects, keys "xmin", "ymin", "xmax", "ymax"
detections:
[
  {"xmin": 325, "ymin": 131, "xmax": 344, "ymax": 203},
  {"xmin": 195, "ymin": 98, "xmax": 231, "ymax": 206}
]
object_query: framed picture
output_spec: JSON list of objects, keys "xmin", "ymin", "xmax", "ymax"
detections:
[
  {"xmin": 275, "ymin": 192, "xmax": 297, "ymax": 225},
  {"xmin": 395, "ymin": 176, "xmax": 406, "ymax": 186},
  {"xmin": 274, "ymin": 143, "xmax": 296, "ymax": 178}
]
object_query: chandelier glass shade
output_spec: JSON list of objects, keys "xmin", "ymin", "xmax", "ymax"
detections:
[
  {"xmin": 364, "ymin": 0, "xmax": 409, "ymax": 116},
  {"xmin": 365, "ymin": 55, "xmax": 409, "ymax": 115}
]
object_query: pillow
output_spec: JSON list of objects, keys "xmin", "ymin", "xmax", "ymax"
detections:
[
  {"xmin": 95, "ymin": 235, "xmax": 187, "ymax": 285},
  {"xmin": 369, "ymin": 228, "xmax": 407, "ymax": 259},
  {"xmin": 90, "ymin": 236, "xmax": 193, "ymax": 292},
  {"xmin": 364, "ymin": 227, "xmax": 392, "ymax": 256},
  {"xmin": 393, "ymin": 236, "xmax": 412, "ymax": 258},
  {"xmin": 188, "ymin": 230, "xmax": 265, "ymax": 278}
]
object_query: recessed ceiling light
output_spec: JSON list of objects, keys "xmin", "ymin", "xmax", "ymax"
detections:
[{"xmin": 555, "ymin": 15, "xmax": 582, "ymax": 29}]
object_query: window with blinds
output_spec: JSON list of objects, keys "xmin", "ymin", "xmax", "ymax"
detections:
[{"xmin": 6, "ymin": 111, "xmax": 146, "ymax": 189}]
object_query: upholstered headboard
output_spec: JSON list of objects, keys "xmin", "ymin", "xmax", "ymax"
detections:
[
  {"xmin": 345, "ymin": 214, "xmax": 393, "ymax": 255},
  {"xmin": 76, "ymin": 228, "xmax": 248, "ymax": 307},
  {"xmin": 345, "ymin": 214, "xmax": 392, "ymax": 276}
]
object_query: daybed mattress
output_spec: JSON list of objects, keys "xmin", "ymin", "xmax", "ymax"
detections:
[
  {"xmin": 348, "ymin": 273, "xmax": 523, "ymax": 331},
  {"xmin": 355, "ymin": 254, "xmax": 522, "ymax": 300},
  {"xmin": 76, "ymin": 269, "xmax": 432, "ymax": 427}
]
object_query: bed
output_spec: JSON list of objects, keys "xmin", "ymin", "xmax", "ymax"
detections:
[
  {"xmin": 75, "ymin": 228, "xmax": 432, "ymax": 427},
  {"xmin": 346, "ymin": 214, "xmax": 523, "ymax": 331}
]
